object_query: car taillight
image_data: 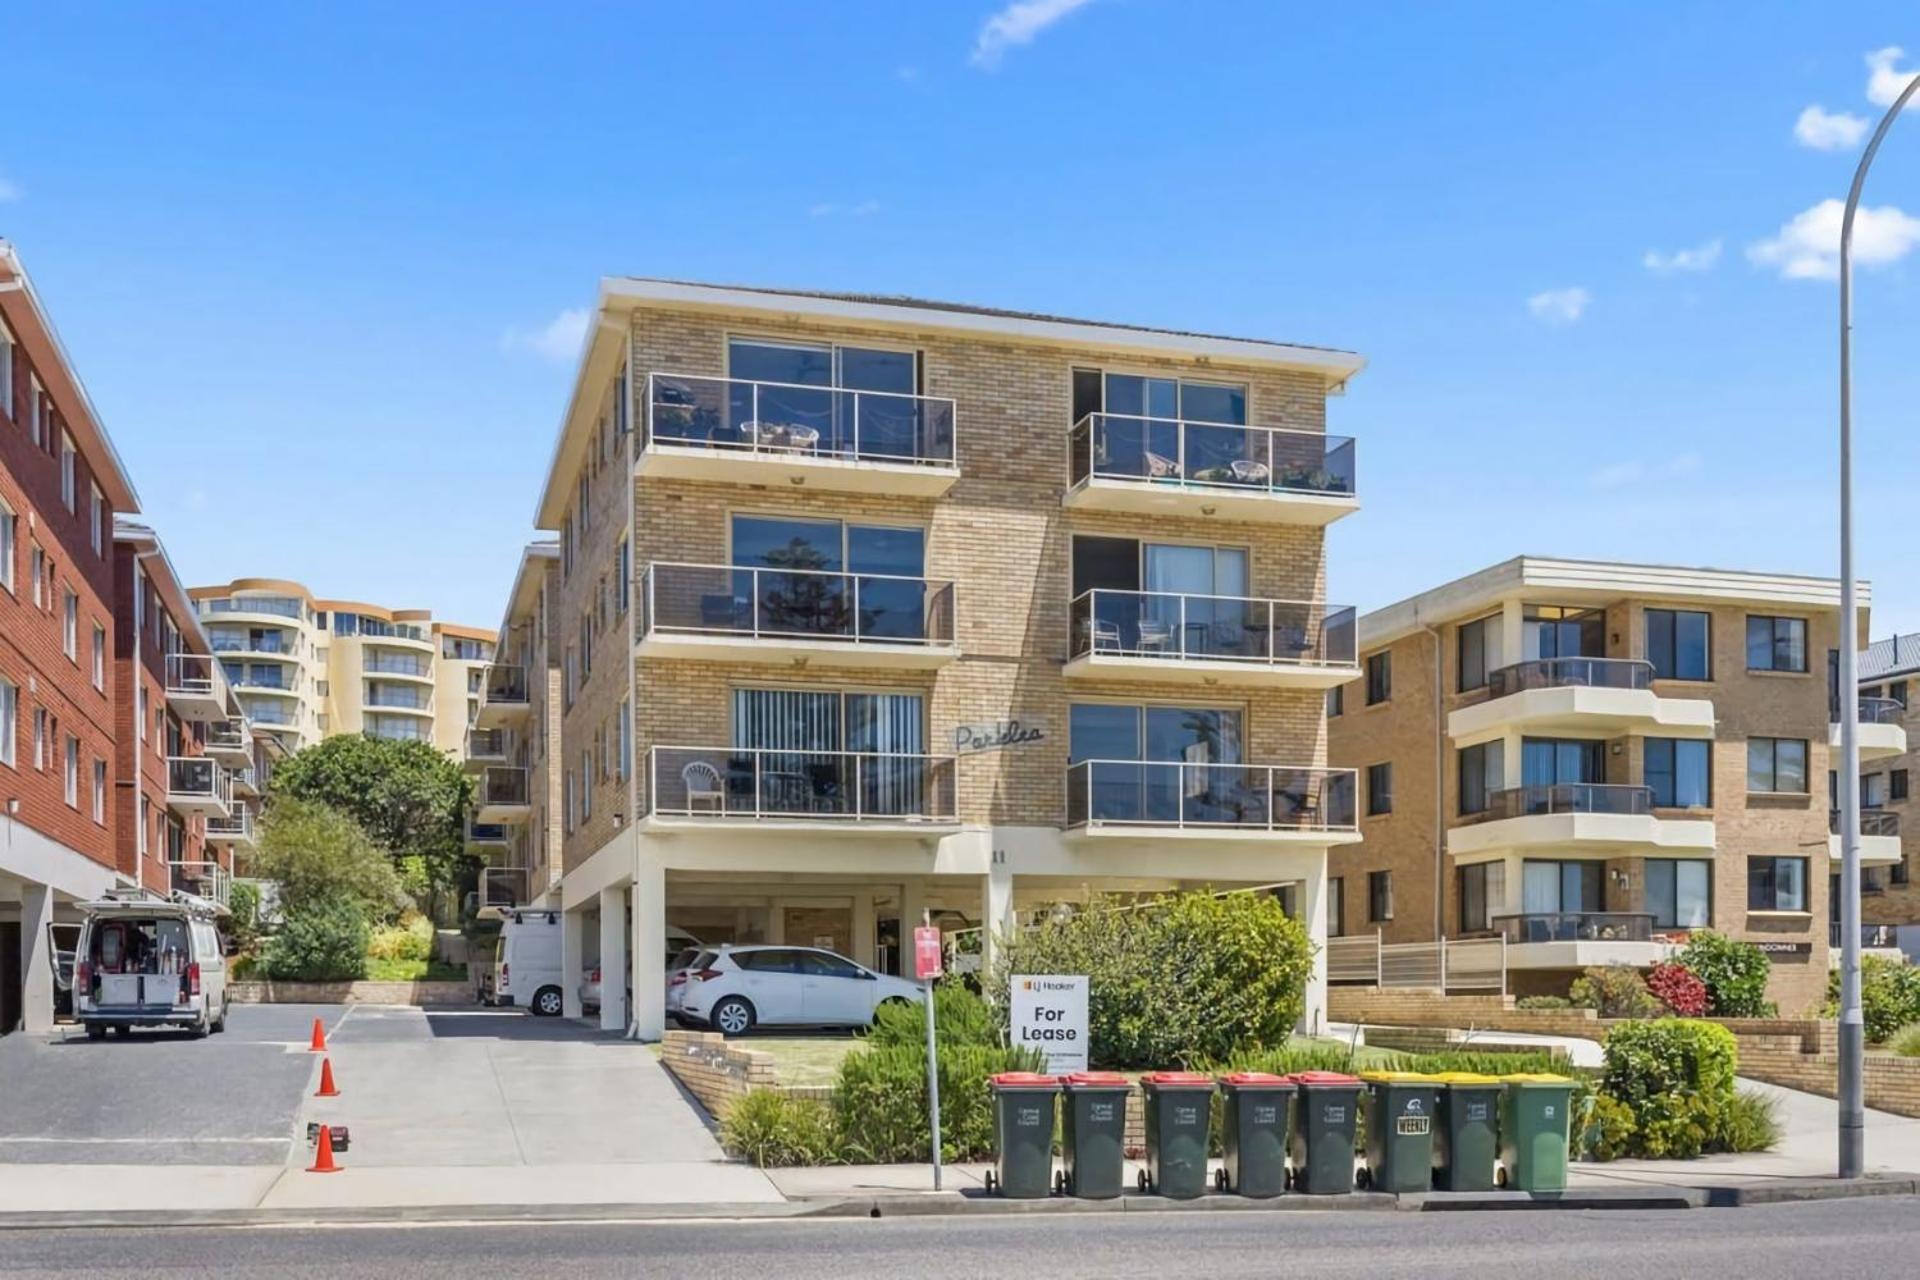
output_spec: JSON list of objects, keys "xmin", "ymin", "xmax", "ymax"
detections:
[
  {"xmin": 589, "ymin": 967, "xmax": 600, "ymax": 984},
  {"xmin": 692, "ymin": 968, "xmax": 721, "ymax": 982},
  {"xmin": 668, "ymin": 973, "xmax": 688, "ymax": 986},
  {"xmin": 76, "ymin": 961, "xmax": 90, "ymax": 993},
  {"xmin": 501, "ymin": 962, "xmax": 509, "ymax": 987},
  {"xmin": 185, "ymin": 963, "xmax": 201, "ymax": 998}
]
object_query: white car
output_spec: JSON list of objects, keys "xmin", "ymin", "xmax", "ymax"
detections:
[
  {"xmin": 676, "ymin": 945, "xmax": 923, "ymax": 1036},
  {"xmin": 582, "ymin": 930, "xmax": 702, "ymax": 1013}
]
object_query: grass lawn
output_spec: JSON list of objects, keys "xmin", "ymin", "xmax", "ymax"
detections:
[
  {"xmin": 364, "ymin": 957, "xmax": 468, "ymax": 982},
  {"xmin": 743, "ymin": 1033, "xmax": 866, "ymax": 1086}
]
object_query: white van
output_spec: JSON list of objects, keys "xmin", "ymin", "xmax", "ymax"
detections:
[
  {"xmin": 492, "ymin": 910, "xmax": 563, "ymax": 1016},
  {"xmin": 74, "ymin": 895, "xmax": 229, "ymax": 1039}
]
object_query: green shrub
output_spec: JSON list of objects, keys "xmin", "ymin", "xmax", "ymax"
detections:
[
  {"xmin": 367, "ymin": 913, "xmax": 435, "ymax": 963},
  {"xmin": 1826, "ymin": 956, "xmax": 1920, "ymax": 1044},
  {"xmin": 251, "ymin": 798, "xmax": 403, "ymax": 920},
  {"xmin": 1203, "ymin": 1040, "xmax": 1358, "ymax": 1077},
  {"xmin": 719, "ymin": 1089, "xmax": 840, "ymax": 1167},
  {"xmin": 867, "ymin": 983, "xmax": 996, "ymax": 1050},
  {"xmin": 1888, "ymin": 1024, "xmax": 1920, "ymax": 1058},
  {"xmin": 1678, "ymin": 931, "xmax": 1774, "ymax": 1018},
  {"xmin": 830, "ymin": 1041, "xmax": 1042, "ymax": 1164},
  {"xmin": 258, "ymin": 897, "xmax": 370, "ymax": 982},
  {"xmin": 1392, "ymin": 1049, "xmax": 1571, "ymax": 1077},
  {"xmin": 1580, "ymin": 1093, "xmax": 1637, "ymax": 1161},
  {"xmin": 1570, "ymin": 965, "xmax": 1659, "ymax": 1019},
  {"xmin": 1718, "ymin": 1088, "xmax": 1782, "ymax": 1154},
  {"xmin": 226, "ymin": 881, "xmax": 262, "ymax": 954},
  {"xmin": 1515, "ymin": 995, "xmax": 1571, "ymax": 1010},
  {"xmin": 1600, "ymin": 1019, "xmax": 1737, "ymax": 1158},
  {"xmin": 992, "ymin": 890, "xmax": 1314, "ymax": 1068}
]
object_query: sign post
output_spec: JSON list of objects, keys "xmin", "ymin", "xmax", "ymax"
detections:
[
  {"xmin": 1009, "ymin": 974, "xmax": 1090, "ymax": 1074},
  {"xmin": 913, "ymin": 916, "xmax": 945, "ymax": 1191}
]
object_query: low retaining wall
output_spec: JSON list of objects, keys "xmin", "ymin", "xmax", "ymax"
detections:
[{"xmin": 227, "ymin": 980, "xmax": 474, "ymax": 1006}]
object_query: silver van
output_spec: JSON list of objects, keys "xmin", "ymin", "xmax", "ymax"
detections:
[{"xmin": 74, "ymin": 894, "xmax": 230, "ymax": 1039}]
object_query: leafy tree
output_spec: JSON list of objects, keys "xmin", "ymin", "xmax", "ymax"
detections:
[
  {"xmin": 1676, "ymin": 931, "xmax": 1774, "ymax": 1018},
  {"xmin": 268, "ymin": 734, "xmax": 473, "ymax": 911},
  {"xmin": 250, "ymin": 797, "xmax": 403, "ymax": 920},
  {"xmin": 258, "ymin": 897, "xmax": 372, "ymax": 982}
]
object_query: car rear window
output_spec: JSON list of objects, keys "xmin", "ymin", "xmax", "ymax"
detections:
[
  {"xmin": 737, "ymin": 949, "xmax": 797, "ymax": 973},
  {"xmin": 689, "ymin": 949, "xmax": 718, "ymax": 972},
  {"xmin": 666, "ymin": 948, "xmax": 697, "ymax": 972}
]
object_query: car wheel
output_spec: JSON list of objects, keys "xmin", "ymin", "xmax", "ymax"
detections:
[
  {"xmin": 213, "ymin": 1000, "xmax": 228, "ymax": 1034},
  {"xmin": 86, "ymin": 1024, "xmax": 107, "ymax": 1042},
  {"xmin": 531, "ymin": 986, "xmax": 565, "ymax": 1017},
  {"xmin": 712, "ymin": 997, "xmax": 754, "ymax": 1037},
  {"xmin": 188, "ymin": 1014, "xmax": 208, "ymax": 1040},
  {"xmin": 872, "ymin": 996, "xmax": 913, "ymax": 1026}
]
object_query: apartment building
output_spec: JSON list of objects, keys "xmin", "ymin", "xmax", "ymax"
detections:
[
  {"xmin": 502, "ymin": 278, "xmax": 1366, "ymax": 1036},
  {"xmin": 187, "ymin": 577, "xmax": 493, "ymax": 759},
  {"xmin": 1857, "ymin": 634, "xmax": 1920, "ymax": 955},
  {"xmin": 1327, "ymin": 557, "xmax": 1880, "ymax": 1014}
]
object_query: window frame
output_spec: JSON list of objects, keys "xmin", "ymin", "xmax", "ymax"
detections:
[
  {"xmin": 1746, "ymin": 736, "xmax": 1810, "ymax": 795},
  {"xmin": 1327, "ymin": 876, "xmax": 1346, "ymax": 938},
  {"xmin": 1366, "ymin": 761, "xmax": 1393, "ymax": 817},
  {"xmin": 1645, "ymin": 607, "xmax": 1712, "ymax": 681},
  {"xmin": 1365, "ymin": 651, "xmax": 1391, "ymax": 705},
  {"xmin": 0, "ymin": 677, "xmax": 15, "ymax": 768},
  {"xmin": 1747, "ymin": 855, "xmax": 1810, "ymax": 913},
  {"xmin": 1644, "ymin": 737, "xmax": 1712, "ymax": 809},
  {"xmin": 1746, "ymin": 614, "xmax": 1809, "ymax": 674},
  {"xmin": 1457, "ymin": 614, "xmax": 1496, "ymax": 693},
  {"xmin": 1368, "ymin": 870, "xmax": 1394, "ymax": 923},
  {"xmin": 1645, "ymin": 858, "xmax": 1713, "ymax": 930}
]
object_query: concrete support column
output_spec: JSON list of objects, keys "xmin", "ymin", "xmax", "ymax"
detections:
[
  {"xmin": 1296, "ymin": 859, "xmax": 1329, "ymax": 1036},
  {"xmin": 899, "ymin": 879, "xmax": 927, "ymax": 939},
  {"xmin": 561, "ymin": 904, "xmax": 586, "ymax": 1020},
  {"xmin": 763, "ymin": 904, "xmax": 786, "ymax": 945},
  {"xmin": 598, "ymin": 886, "xmax": 628, "ymax": 1034},
  {"xmin": 851, "ymin": 892, "xmax": 877, "ymax": 972},
  {"xmin": 981, "ymin": 861, "xmax": 1016, "ymax": 979},
  {"xmin": 631, "ymin": 853, "xmax": 667, "ymax": 1041},
  {"xmin": 1499, "ymin": 598, "xmax": 1525, "ymax": 673},
  {"xmin": 20, "ymin": 884, "xmax": 54, "ymax": 1036},
  {"xmin": 1500, "ymin": 728, "xmax": 1525, "ymax": 789}
]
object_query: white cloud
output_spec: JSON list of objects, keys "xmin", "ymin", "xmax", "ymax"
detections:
[
  {"xmin": 895, "ymin": 65, "xmax": 921, "ymax": 83},
  {"xmin": 1642, "ymin": 239, "xmax": 1723, "ymax": 275},
  {"xmin": 1748, "ymin": 198, "xmax": 1920, "ymax": 280},
  {"xmin": 1794, "ymin": 105, "xmax": 1868, "ymax": 151},
  {"xmin": 809, "ymin": 200, "xmax": 881, "ymax": 218},
  {"xmin": 1526, "ymin": 287, "xmax": 1590, "ymax": 325},
  {"xmin": 1589, "ymin": 452, "xmax": 1702, "ymax": 491},
  {"xmin": 0, "ymin": 176, "xmax": 19, "ymax": 203},
  {"xmin": 1866, "ymin": 46, "xmax": 1920, "ymax": 109},
  {"xmin": 970, "ymin": 0, "xmax": 1094, "ymax": 70},
  {"xmin": 501, "ymin": 307, "xmax": 590, "ymax": 363}
]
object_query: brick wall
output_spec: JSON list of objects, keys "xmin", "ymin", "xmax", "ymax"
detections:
[
  {"xmin": 1859, "ymin": 684, "xmax": 1920, "ymax": 926},
  {"xmin": 660, "ymin": 1028, "xmax": 778, "ymax": 1118}
]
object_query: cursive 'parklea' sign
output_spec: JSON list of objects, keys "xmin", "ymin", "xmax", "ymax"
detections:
[{"xmin": 953, "ymin": 719, "xmax": 1046, "ymax": 755}]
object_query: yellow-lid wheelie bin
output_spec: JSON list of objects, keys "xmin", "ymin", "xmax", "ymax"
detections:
[
  {"xmin": 1430, "ymin": 1072, "xmax": 1503, "ymax": 1192},
  {"xmin": 1358, "ymin": 1071, "xmax": 1441, "ymax": 1193},
  {"xmin": 1498, "ymin": 1074, "xmax": 1577, "ymax": 1192}
]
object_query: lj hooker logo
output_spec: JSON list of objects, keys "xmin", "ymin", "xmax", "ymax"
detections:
[{"xmin": 1022, "ymin": 978, "xmax": 1077, "ymax": 993}]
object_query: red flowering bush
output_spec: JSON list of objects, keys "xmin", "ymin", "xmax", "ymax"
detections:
[{"xmin": 1647, "ymin": 962, "xmax": 1710, "ymax": 1016}]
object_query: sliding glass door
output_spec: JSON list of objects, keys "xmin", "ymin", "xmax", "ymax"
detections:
[
  {"xmin": 731, "ymin": 688, "xmax": 927, "ymax": 816},
  {"xmin": 728, "ymin": 515, "xmax": 928, "ymax": 641},
  {"xmin": 1068, "ymin": 702, "xmax": 1244, "ymax": 823},
  {"xmin": 726, "ymin": 339, "xmax": 930, "ymax": 459}
]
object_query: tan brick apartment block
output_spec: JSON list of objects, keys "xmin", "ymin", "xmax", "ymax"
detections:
[
  {"xmin": 482, "ymin": 279, "xmax": 1369, "ymax": 1036},
  {"xmin": 1327, "ymin": 557, "xmax": 1876, "ymax": 1015},
  {"xmin": 1855, "ymin": 634, "xmax": 1920, "ymax": 948}
]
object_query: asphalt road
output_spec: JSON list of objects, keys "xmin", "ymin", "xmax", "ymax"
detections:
[{"xmin": 2, "ymin": 1197, "xmax": 1916, "ymax": 1279}]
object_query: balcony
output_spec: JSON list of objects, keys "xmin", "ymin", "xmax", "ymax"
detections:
[
  {"xmin": 210, "ymin": 634, "xmax": 297, "ymax": 657},
  {"xmin": 637, "ymin": 563, "xmax": 959, "ymax": 670},
  {"xmin": 638, "ymin": 372, "xmax": 960, "ymax": 496},
  {"xmin": 1448, "ymin": 783, "xmax": 1714, "ymax": 858},
  {"xmin": 363, "ymin": 655, "xmax": 434, "ymax": 681},
  {"xmin": 204, "ymin": 720, "xmax": 254, "ymax": 767},
  {"xmin": 168, "ymin": 861, "xmax": 231, "ymax": 912},
  {"xmin": 202, "ymin": 596, "xmax": 306, "ymax": 621},
  {"xmin": 477, "ymin": 866, "xmax": 531, "ymax": 914},
  {"xmin": 1831, "ymin": 697, "xmax": 1908, "ymax": 762},
  {"xmin": 474, "ymin": 766, "xmax": 531, "ymax": 824},
  {"xmin": 466, "ymin": 821, "xmax": 511, "ymax": 851},
  {"xmin": 1065, "ymin": 413, "xmax": 1357, "ymax": 525},
  {"xmin": 364, "ymin": 688, "xmax": 434, "ymax": 715},
  {"xmin": 1831, "ymin": 809, "xmax": 1903, "ymax": 864},
  {"xmin": 230, "ymin": 766, "xmax": 260, "ymax": 798},
  {"xmin": 205, "ymin": 810, "xmax": 258, "ymax": 852},
  {"xmin": 644, "ymin": 746, "xmax": 959, "ymax": 835},
  {"xmin": 1449, "ymin": 658, "xmax": 1716, "ymax": 742},
  {"xmin": 464, "ymin": 728, "xmax": 509, "ymax": 771},
  {"xmin": 1491, "ymin": 912, "xmax": 1675, "ymax": 970},
  {"xmin": 474, "ymin": 665, "xmax": 530, "ymax": 729},
  {"xmin": 1064, "ymin": 761, "xmax": 1360, "ymax": 843},
  {"xmin": 1830, "ymin": 922, "xmax": 1904, "ymax": 953},
  {"xmin": 1063, "ymin": 591, "xmax": 1356, "ymax": 688},
  {"xmin": 164, "ymin": 653, "xmax": 226, "ymax": 723},
  {"xmin": 166, "ymin": 757, "xmax": 232, "ymax": 820}
]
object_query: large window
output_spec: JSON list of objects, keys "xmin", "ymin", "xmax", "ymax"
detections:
[
  {"xmin": 1646, "ymin": 859, "xmax": 1711, "ymax": 929},
  {"xmin": 1368, "ymin": 870, "xmax": 1394, "ymax": 923},
  {"xmin": 1458, "ymin": 862, "xmax": 1506, "ymax": 933},
  {"xmin": 1747, "ymin": 737, "xmax": 1809, "ymax": 794},
  {"xmin": 1522, "ymin": 605, "xmax": 1603, "ymax": 661},
  {"xmin": 1746, "ymin": 615, "xmax": 1808, "ymax": 673},
  {"xmin": 723, "ymin": 338, "xmax": 927, "ymax": 460},
  {"xmin": 1521, "ymin": 737, "xmax": 1605, "ymax": 787},
  {"xmin": 731, "ymin": 686, "xmax": 929, "ymax": 816},
  {"xmin": 1748, "ymin": 856, "xmax": 1809, "ymax": 912},
  {"xmin": 1070, "ymin": 369, "xmax": 1247, "ymax": 428},
  {"xmin": 1068, "ymin": 701, "xmax": 1247, "ymax": 824},
  {"xmin": 1365, "ymin": 651, "xmax": 1391, "ymax": 705},
  {"xmin": 729, "ymin": 514, "xmax": 930, "ymax": 642},
  {"xmin": 1366, "ymin": 763, "xmax": 1393, "ymax": 816},
  {"xmin": 1522, "ymin": 859, "xmax": 1604, "ymax": 914},
  {"xmin": 1457, "ymin": 615, "xmax": 1498, "ymax": 692},
  {"xmin": 1646, "ymin": 608, "xmax": 1711, "ymax": 681},
  {"xmin": 1458, "ymin": 740, "xmax": 1504, "ymax": 816},
  {"xmin": 1645, "ymin": 738, "xmax": 1711, "ymax": 808},
  {"xmin": 0, "ymin": 677, "xmax": 15, "ymax": 767},
  {"xmin": 1069, "ymin": 535, "xmax": 1253, "ymax": 658}
]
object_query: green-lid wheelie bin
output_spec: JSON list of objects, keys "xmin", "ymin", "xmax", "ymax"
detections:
[
  {"xmin": 1059, "ymin": 1071, "xmax": 1130, "ymax": 1199},
  {"xmin": 1430, "ymin": 1072, "xmax": 1502, "ymax": 1192},
  {"xmin": 1359, "ymin": 1071, "xmax": 1440, "ymax": 1193},
  {"xmin": 1499, "ymin": 1074, "xmax": 1577, "ymax": 1192},
  {"xmin": 1138, "ymin": 1072, "xmax": 1215, "ymax": 1199},
  {"xmin": 1285, "ymin": 1071, "xmax": 1363, "ymax": 1194},
  {"xmin": 1215, "ymin": 1072, "xmax": 1294, "ymax": 1198},
  {"xmin": 984, "ymin": 1072, "xmax": 1060, "ymax": 1198}
]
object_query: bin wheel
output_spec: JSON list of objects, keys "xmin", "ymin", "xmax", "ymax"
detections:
[
  {"xmin": 984, "ymin": 1171, "xmax": 997, "ymax": 1195},
  {"xmin": 1495, "ymin": 1166, "xmax": 1509, "ymax": 1189},
  {"xmin": 1355, "ymin": 1168, "xmax": 1372, "ymax": 1191},
  {"xmin": 1285, "ymin": 1167, "xmax": 1296, "ymax": 1191},
  {"xmin": 1055, "ymin": 1170, "xmax": 1067, "ymax": 1195},
  {"xmin": 1214, "ymin": 1168, "xmax": 1228, "ymax": 1192},
  {"xmin": 1137, "ymin": 1169, "xmax": 1150, "ymax": 1193}
]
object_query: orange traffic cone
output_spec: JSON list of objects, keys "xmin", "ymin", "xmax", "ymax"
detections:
[
  {"xmin": 315, "ymin": 1058, "xmax": 340, "ymax": 1098},
  {"xmin": 307, "ymin": 1125, "xmax": 342, "ymax": 1174},
  {"xmin": 308, "ymin": 1017, "xmax": 327, "ymax": 1052}
]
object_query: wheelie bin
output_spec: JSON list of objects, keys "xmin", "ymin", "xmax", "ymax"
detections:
[
  {"xmin": 1430, "ymin": 1072, "xmax": 1502, "ymax": 1192},
  {"xmin": 1285, "ymin": 1071, "xmax": 1363, "ymax": 1194},
  {"xmin": 1138, "ymin": 1072, "xmax": 1215, "ymax": 1199},
  {"xmin": 984, "ymin": 1072, "xmax": 1060, "ymax": 1198},
  {"xmin": 1499, "ymin": 1073, "xmax": 1578, "ymax": 1192},
  {"xmin": 1359, "ymin": 1071, "xmax": 1440, "ymax": 1193},
  {"xmin": 1215, "ymin": 1072, "xmax": 1294, "ymax": 1198},
  {"xmin": 1059, "ymin": 1071, "xmax": 1131, "ymax": 1199}
]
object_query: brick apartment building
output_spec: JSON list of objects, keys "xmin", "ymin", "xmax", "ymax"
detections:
[
  {"xmin": 1326, "ymin": 556, "xmax": 1882, "ymax": 1015},
  {"xmin": 1857, "ymin": 634, "xmax": 1920, "ymax": 954},
  {"xmin": 480, "ymin": 278, "xmax": 1367, "ymax": 1035}
]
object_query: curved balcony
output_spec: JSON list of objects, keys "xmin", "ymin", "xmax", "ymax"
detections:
[
  {"xmin": 1064, "ymin": 760, "xmax": 1360, "ymax": 844},
  {"xmin": 359, "ymin": 631, "xmax": 434, "ymax": 653},
  {"xmin": 1449, "ymin": 658, "xmax": 1714, "ymax": 742},
  {"xmin": 200, "ymin": 597, "xmax": 309, "ymax": 624},
  {"xmin": 644, "ymin": 746, "xmax": 959, "ymax": 836},
  {"xmin": 637, "ymin": 562, "xmax": 958, "ymax": 670},
  {"xmin": 639, "ymin": 372, "xmax": 960, "ymax": 496},
  {"xmin": 1491, "ymin": 911, "xmax": 1677, "ymax": 971},
  {"xmin": 361, "ymin": 655, "xmax": 435, "ymax": 683},
  {"xmin": 1831, "ymin": 697, "xmax": 1907, "ymax": 763},
  {"xmin": 1063, "ymin": 591, "xmax": 1357, "ymax": 689},
  {"xmin": 1831, "ymin": 808, "xmax": 1904, "ymax": 864},
  {"xmin": 1449, "ymin": 783, "xmax": 1714, "ymax": 858},
  {"xmin": 1066, "ymin": 413, "xmax": 1358, "ymax": 525}
]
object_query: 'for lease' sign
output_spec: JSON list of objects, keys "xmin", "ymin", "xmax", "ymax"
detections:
[{"xmin": 1009, "ymin": 974, "xmax": 1089, "ymax": 1074}]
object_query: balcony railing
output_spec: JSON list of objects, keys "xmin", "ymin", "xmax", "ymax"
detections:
[
  {"xmin": 1850, "ymin": 696, "xmax": 1905, "ymax": 725},
  {"xmin": 169, "ymin": 861, "xmax": 231, "ymax": 910},
  {"xmin": 483, "ymin": 665, "xmax": 529, "ymax": 705},
  {"xmin": 365, "ymin": 655, "xmax": 431, "ymax": 677},
  {"xmin": 645, "ymin": 372, "xmax": 958, "ymax": 468},
  {"xmin": 1480, "ymin": 783, "xmax": 1653, "ymax": 820},
  {"xmin": 1832, "ymin": 809, "xmax": 1901, "ymax": 837},
  {"xmin": 203, "ymin": 596, "xmax": 305, "ymax": 619},
  {"xmin": 1065, "ymin": 760, "xmax": 1359, "ymax": 832},
  {"xmin": 1068, "ymin": 413, "xmax": 1355, "ymax": 498},
  {"xmin": 206, "ymin": 721, "xmax": 250, "ymax": 756},
  {"xmin": 1831, "ymin": 922, "xmax": 1901, "ymax": 949},
  {"xmin": 165, "ymin": 653, "xmax": 219, "ymax": 698},
  {"xmin": 211, "ymin": 635, "xmax": 294, "ymax": 655},
  {"xmin": 479, "ymin": 766, "xmax": 530, "ymax": 808},
  {"xmin": 641, "ymin": 563, "xmax": 956, "ymax": 648},
  {"xmin": 245, "ymin": 704, "xmax": 295, "ymax": 726},
  {"xmin": 1491, "ymin": 912, "xmax": 1656, "ymax": 944},
  {"xmin": 230, "ymin": 670, "xmax": 294, "ymax": 692},
  {"xmin": 166, "ymin": 756, "xmax": 232, "ymax": 810},
  {"xmin": 466, "ymin": 728, "xmax": 508, "ymax": 759},
  {"xmin": 467, "ymin": 821, "xmax": 510, "ymax": 844},
  {"xmin": 365, "ymin": 688, "xmax": 432, "ymax": 710},
  {"xmin": 648, "ymin": 746, "xmax": 958, "ymax": 823},
  {"xmin": 206, "ymin": 811, "xmax": 255, "ymax": 844},
  {"xmin": 1487, "ymin": 657, "xmax": 1654, "ymax": 697},
  {"xmin": 479, "ymin": 866, "xmax": 529, "ymax": 911},
  {"xmin": 1068, "ymin": 590, "xmax": 1355, "ymax": 667}
]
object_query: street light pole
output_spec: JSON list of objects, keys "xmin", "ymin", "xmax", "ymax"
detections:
[{"xmin": 1837, "ymin": 69, "xmax": 1920, "ymax": 1180}]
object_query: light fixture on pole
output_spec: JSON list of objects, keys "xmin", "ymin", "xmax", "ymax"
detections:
[{"xmin": 1837, "ymin": 67, "xmax": 1920, "ymax": 1181}]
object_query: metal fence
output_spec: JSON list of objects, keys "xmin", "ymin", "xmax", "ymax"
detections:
[{"xmin": 1324, "ymin": 932, "xmax": 1507, "ymax": 992}]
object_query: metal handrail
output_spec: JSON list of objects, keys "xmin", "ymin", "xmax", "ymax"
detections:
[
  {"xmin": 166, "ymin": 756, "xmax": 232, "ymax": 810},
  {"xmin": 202, "ymin": 597, "xmax": 306, "ymax": 619},
  {"xmin": 641, "ymin": 562, "xmax": 957, "ymax": 647},
  {"xmin": 1067, "ymin": 411, "xmax": 1356, "ymax": 497},
  {"xmin": 1854, "ymin": 696, "xmax": 1905, "ymax": 725},
  {"xmin": 1487, "ymin": 656, "xmax": 1654, "ymax": 696},
  {"xmin": 364, "ymin": 655, "xmax": 432, "ymax": 676},
  {"xmin": 206, "ymin": 811, "xmax": 255, "ymax": 842},
  {"xmin": 1064, "ymin": 759, "xmax": 1360, "ymax": 832},
  {"xmin": 165, "ymin": 652, "xmax": 218, "ymax": 695},
  {"xmin": 466, "ymin": 728, "xmax": 509, "ymax": 758},
  {"xmin": 205, "ymin": 722, "xmax": 250, "ymax": 753},
  {"xmin": 168, "ymin": 860, "xmax": 231, "ymax": 910},
  {"xmin": 480, "ymin": 766, "xmax": 530, "ymax": 806},
  {"xmin": 1068, "ymin": 588, "xmax": 1355, "ymax": 666},
  {"xmin": 1484, "ymin": 782, "xmax": 1653, "ymax": 819},
  {"xmin": 645, "ymin": 371, "xmax": 959, "ymax": 467},
  {"xmin": 647, "ymin": 745, "xmax": 959, "ymax": 822},
  {"xmin": 1833, "ymin": 808, "xmax": 1901, "ymax": 837}
]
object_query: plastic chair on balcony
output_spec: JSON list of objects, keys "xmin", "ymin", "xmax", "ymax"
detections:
[
  {"xmin": 1142, "ymin": 451, "xmax": 1182, "ymax": 480},
  {"xmin": 1085, "ymin": 616, "xmax": 1123, "ymax": 653},
  {"xmin": 1136, "ymin": 617, "xmax": 1174, "ymax": 656},
  {"xmin": 681, "ymin": 761, "xmax": 726, "ymax": 814},
  {"xmin": 1228, "ymin": 459, "xmax": 1271, "ymax": 486}
]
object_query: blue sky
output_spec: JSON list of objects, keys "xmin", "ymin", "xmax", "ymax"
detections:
[{"xmin": 7, "ymin": 2, "xmax": 1920, "ymax": 634}]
